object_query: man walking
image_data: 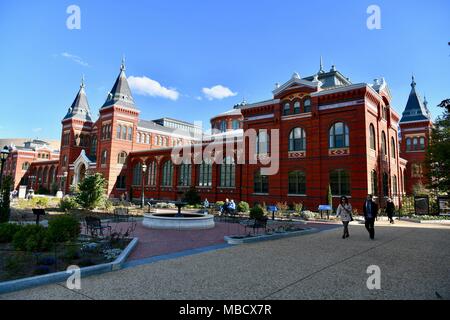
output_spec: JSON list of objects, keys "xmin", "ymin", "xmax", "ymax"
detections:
[{"xmin": 363, "ymin": 194, "xmax": 378, "ymax": 240}]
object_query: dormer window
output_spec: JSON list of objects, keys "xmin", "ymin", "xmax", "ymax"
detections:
[
  {"xmin": 304, "ymin": 98, "xmax": 311, "ymax": 113},
  {"xmin": 293, "ymin": 101, "xmax": 300, "ymax": 114},
  {"xmin": 283, "ymin": 102, "xmax": 291, "ymax": 116}
]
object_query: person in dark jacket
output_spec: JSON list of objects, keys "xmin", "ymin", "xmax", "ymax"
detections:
[
  {"xmin": 363, "ymin": 194, "xmax": 378, "ymax": 240},
  {"xmin": 385, "ymin": 197, "xmax": 395, "ymax": 224}
]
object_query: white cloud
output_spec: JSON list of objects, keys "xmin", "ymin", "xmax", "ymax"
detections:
[
  {"xmin": 61, "ymin": 52, "xmax": 89, "ymax": 67},
  {"xmin": 195, "ymin": 96, "xmax": 203, "ymax": 101},
  {"xmin": 128, "ymin": 76, "xmax": 179, "ymax": 101},
  {"xmin": 202, "ymin": 85, "xmax": 237, "ymax": 100}
]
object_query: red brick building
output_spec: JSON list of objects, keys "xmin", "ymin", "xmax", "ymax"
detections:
[{"xmin": 2, "ymin": 61, "xmax": 433, "ymax": 212}]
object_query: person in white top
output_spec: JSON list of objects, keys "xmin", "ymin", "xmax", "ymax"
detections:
[{"xmin": 336, "ymin": 196, "xmax": 353, "ymax": 239}]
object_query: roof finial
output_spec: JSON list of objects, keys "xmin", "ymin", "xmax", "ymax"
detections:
[
  {"xmin": 80, "ymin": 74, "xmax": 85, "ymax": 89},
  {"xmin": 121, "ymin": 55, "xmax": 126, "ymax": 71},
  {"xmin": 319, "ymin": 56, "xmax": 324, "ymax": 73},
  {"xmin": 411, "ymin": 74, "xmax": 416, "ymax": 88},
  {"xmin": 423, "ymin": 94, "xmax": 428, "ymax": 106}
]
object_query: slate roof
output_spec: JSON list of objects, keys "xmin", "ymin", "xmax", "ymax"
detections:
[
  {"xmin": 400, "ymin": 77, "xmax": 431, "ymax": 123},
  {"xmin": 63, "ymin": 78, "xmax": 93, "ymax": 122},
  {"xmin": 137, "ymin": 119, "xmax": 197, "ymax": 138},
  {"xmin": 101, "ymin": 61, "xmax": 136, "ymax": 110}
]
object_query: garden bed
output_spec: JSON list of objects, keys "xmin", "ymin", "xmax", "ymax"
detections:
[{"xmin": 224, "ymin": 227, "xmax": 317, "ymax": 244}]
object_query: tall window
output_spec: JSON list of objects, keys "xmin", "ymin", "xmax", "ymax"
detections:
[
  {"xmin": 256, "ymin": 130, "xmax": 269, "ymax": 154},
  {"xmin": 303, "ymin": 98, "xmax": 311, "ymax": 113},
  {"xmin": 329, "ymin": 122, "xmax": 349, "ymax": 148},
  {"xmin": 293, "ymin": 101, "xmax": 300, "ymax": 114},
  {"xmin": 392, "ymin": 175, "xmax": 398, "ymax": 196},
  {"xmin": 419, "ymin": 137, "xmax": 425, "ymax": 150},
  {"xmin": 137, "ymin": 133, "xmax": 141, "ymax": 143},
  {"xmin": 330, "ymin": 169, "xmax": 350, "ymax": 196},
  {"xmin": 161, "ymin": 161, "xmax": 173, "ymax": 187},
  {"xmin": 178, "ymin": 162, "xmax": 192, "ymax": 186},
  {"xmin": 381, "ymin": 131, "xmax": 387, "ymax": 156},
  {"xmin": 90, "ymin": 135, "xmax": 97, "ymax": 160},
  {"xmin": 117, "ymin": 125, "xmax": 122, "ymax": 139},
  {"xmin": 101, "ymin": 150, "xmax": 108, "ymax": 165},
  {"xmin": 198, "ymin": 159, "xmax": 212, "ymax": 187},
  {"xmin": 122, "ymin": 126, "xmax": 127, "ymax": 140},
  {"xmin": 116, "ymin": 175, "xmax": 126, "ymax": 189},
  {"xmin": 127, "ymin": 127, "xmax": 132, "ymax": 141},
  {"xmin": 370, "ymin": 170, "xmax": 378, "ymax": 195},
  {"xmin": 382, "ymin": 172, "xmax": 389, "ymax": 196},
  {"xmin": 220, "ymin": 120, "xmax": 227, "ymax": 132},
  {"xmin": 132, "ymin": 163, "xmax": 142, "ymax": 186},
  {"xmin": 369, "ymin": 124, "xmax": 376, "ymax": 150},
  {"xmin": 406, "ymin": 138, "xmax": 412, "ymax": 151},
  {"xmin": 391, "ymin": 137, "xmax": 396, "ymax": 158},
  {"xmin": 288, "ymin": 171, "xmax": 306, "ymax": 195},
  {"xmin": 283, "ymin": 102, "xmax": 290, "ymax": 116},
  {"xmin": 147, "ymin": 161, "xmax": 157, "ymax": 186},
  {"xmin": 117, "ymin": 151, "xmax": 127, "ymax": 164},
  {"xmin": 254, "ymin": 169, "xmax": 269, "ymax": 194},
  {"xmin": 220, "ymin": 156, "xmax": 235, "ymax": 187},
  {"xmin": 22, "ymin": 162, "xmax": 30, "ymax": 170},
  {"xmin": 232, "ymin": 120, "xmax": 240, "ymax": 130},
  {"xmin": 289, "ymin": 127, "xmax": 306, "ymax": 151}
]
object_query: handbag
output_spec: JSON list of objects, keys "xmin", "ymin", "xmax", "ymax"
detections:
[{"xmin": 343, "ymin": 206, "xmax": 354, "ymax": 221}]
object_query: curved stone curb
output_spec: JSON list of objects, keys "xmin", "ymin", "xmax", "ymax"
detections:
[
  {"xmin": 399, "ymin": 218, "xmax": 450, "ymax": 225},
  {"xmin": 224, "ymin": 227, "xmax": 318, "ymax": 245},
  {"xmin": 0, "ymin": 237, "xmax": 138, "ymax": 295}
]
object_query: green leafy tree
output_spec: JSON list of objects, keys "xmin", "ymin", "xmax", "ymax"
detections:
[
  {"xmin": 182, "ymin": 187, "xmax": 201, "ymax": 205},
  {"xmin": 327, "ymin": 184, "xmax": 333, "ymax": 211},
  {"xmin": 425, "ymin": 99, "xmax": 450, "ymax": 194},
  {"xmin": 75, "ymin": 173, "xmax": 107, "ymax": 210},
  {"xmin": 0, "ymin": 176, "xmax": 12, "ymax": 223}
]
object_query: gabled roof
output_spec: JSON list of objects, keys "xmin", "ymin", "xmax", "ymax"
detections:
[
  {"xmin": 137, "ymin": 119, "xmax": 197, "ymax": 138},
  {"xmin": 64, "ymin": 77, "xmax": 92, "ymax": 122},
  {"xmin": 101, "ymin": 59, "xmax": 136, "ymax": 110},
  {"xmin": 400, "ymin": 76, "xmax": 431, "ymax": 123},
  {"xmin": 272, "ymin": 72, "xmax": 320, "ymax": 96}
]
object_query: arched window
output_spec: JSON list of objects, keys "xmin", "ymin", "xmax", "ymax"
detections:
[
  {"xmin": 330, "ymin": 169, "xmax": 350, "ymax": 196},
  {"xmin": 256, "ymin": 130, "xmax": 269, "ymax": 154},
  {"xmin": 293, "ymin": 101, "xmax": 300, "ymax": 114},
  {"xmin": 382, "ymin": 172, "xmax": 389, "ymax": 196},
  {"xmin": 391, "ymin": 137, "xmax": 396, "ymax": 158},
  {"xmin": 62, "ymin": 155, "xmax": 67, "ymax": 167},
  {"xmin": 137, "ymin": 132, "xmax": 141, "ymax": 143},
  {"xmin": 220, "ymin": 156, "xmax": 235, "ymax": 187},
  {"xmin": 22, "ymin": 162, "xmax": 30, "ymax": 171},
  {"xmin": 146, "ymin": 161, "xmax": 157, "ymax": 186},
  {"xmin": 161, "ymin": 161, "xmax": 173, "ymax": 186},
  {"xmin": 132, "ymin": 162, "xmax": 142, "ymax": 186},
  {"xmin": 198, "ymin": 159, "xmax": 212, "ymax": 187},
  {"xmin": 369, "ymin": 124, "xmax": 376, "ymax": 150},
  {"xmin": 101, "ymin": 150, "xmax": 108, "ymax": 165},
  {"xmin": 283, "ymin": 102, "xmax": 291, "ymax": 116},
  {"xmin": 117, "ymin": 151, "xmax": 127, "ymax": 164},
  {"xmin": 406, "ymin": 138, "xmax": 411, "ymax": 151},
  {"xmin": 413, "ymin": 137, "xmax": 418, "ymax": 150},
  {"xmin": 288, "ymin": 171, "xmax": 306, "ymax": 195},
  {"xmin": 232, "ymin": 120, "xmax": 240, "ymax": 130},
  {"xmin": 145, "ymin": 134, "xmax": 150, "ymax": 144},
  {"xmin": 381, "ymin": 131, "xmax": 387, "ymax": 156},
  {"xmin": 303, "ymin": 98, "xmax": 311, "ymax": 113},
  {"xmin": 289, "ymin": 127, "xmax": 306, "ymax": 151},
  {"xmin": 329, "ymin": 122, "xmax": 349, "ymax": 148},
  {"xmin": 121, "ymin": 126, "xmax": 127, "ymax": 140},
  {"xmin": 178, "ymin": 161, "xmax": 192, "ymax": 187},
  {"xmin": 42, "ymin": 167, "xmax": 48, "ymax": 184},
  {"xmin": 254, "ymin": 169, "xmax": 269, "ymax": 194},
  {"xmin": 117, "ymin": 125, "xmax": 122, "ymax": 139},
  {"xmin": 419, "ymin": 137, "xmax": 425, "ymax": 150},
  {"xmin": 370, "ymin": 170, "xmax": 378, "ymax": 195}
]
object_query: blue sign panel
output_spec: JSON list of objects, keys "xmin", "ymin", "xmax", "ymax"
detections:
[{"xmin": 318, "ymin": 205, "xmax": 332, "ymax": 211}]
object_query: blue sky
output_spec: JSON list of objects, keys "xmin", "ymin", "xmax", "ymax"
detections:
[{"xmin": 0, "ymin": 0, "xmax": 449, "ymax": 140}]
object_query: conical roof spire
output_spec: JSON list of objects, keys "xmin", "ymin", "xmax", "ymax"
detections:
[
  {"xmin": 63, "ymin": 76, "xmax": 92, "ymax": 122},
  {"xmin": 319, "ymin": 56, "xmax": 325, "ymax": 74},
  {"xmin": 102, "ymin": 58, "xmax": 136, "ymax": 110},
  {"xmin": 400, "ymin": 76, "xmax": 430, "ymax": 123}
]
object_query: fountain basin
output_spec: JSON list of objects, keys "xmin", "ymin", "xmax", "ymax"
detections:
[{"xmin": 143, "ymin": 213, "xmax": 215, "ymax": 230}]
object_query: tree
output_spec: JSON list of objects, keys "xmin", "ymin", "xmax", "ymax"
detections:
[
  {"xmin": 75, "ymin": 173, "xmax": 107, "ymax": 210},
  {"xmin": 182, "ymin": 187, "xmax": 201, "ymax": 205},
  {"xmin": 0, "ymin": 176, "xmax": 12, "ymax": 222},
  {"xmin": 425, "ymin": 99, "xmax": 450, "ymax": 194},
  {"xmin": 327, "ymin": 184, "xmax": 333, "ymax": 208}
]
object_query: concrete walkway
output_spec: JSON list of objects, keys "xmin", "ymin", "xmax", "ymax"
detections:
[{"xmin": 1, "ymin": 221, "xmax": 449, "ymax": 300}]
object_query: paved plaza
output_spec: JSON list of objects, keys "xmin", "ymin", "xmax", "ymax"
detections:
[{"xmin": 1, "ymin": 220, "xmax": 449, "ymax": 300}]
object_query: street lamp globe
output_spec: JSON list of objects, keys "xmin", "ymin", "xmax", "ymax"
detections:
[{"xmin": 1, "ymin": 146, "xmax": 9, "ymax": 161}]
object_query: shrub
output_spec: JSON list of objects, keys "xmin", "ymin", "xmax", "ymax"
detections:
[
  {"xmin": 216, "ymin": 201, "xmax": 224, "ymax": 209},
  {"xmin": 276, "ymin": 202, "xmax": 289, "ymax": 212},
  {"xmin": 38, "ymin": 256, "xmax": 56, "ymax": 266},
  {"xmin": 300, "ymin": 210, "xmax": 317, "ymax": 220},
  {"xmin": 75, "ymin": 173, "xmax": 107, "ymax": 210},
  {"xmin": 101, "ymin": 199, "xmax": 114, "ymax": 211},
  {"xmin": 64, "ymin": 243, "xmax": 81, "ymax": 260},
  {"xmin": 36, "ymin": 186, "xmax": 50, "ymax": 195},
  {"xmin": 249, "ymin": 205, "xmax": 265, "ymax": 220},
  {"xmin": 183, "ymin": 187, "xmax": 201, "ymax": 205},
  {"xmin": 293, "ymin": 202, "xmax": 303, "ymax": 214},
  {"xmin": 78, "ymin": 258, "xmax": 95, "ymax": 267},
  {"xmin": 0, "ymin": 176, "xmax": 12, "ymax": 223},
  {"xmin": 59, "ymin": 196, "xmax": 78, "ymax": 212},
  {"xmin": 47, "ymin": 215, "xmax": 81, "ymax": 243},
  {"xmin": 237, "ymin": 201, "xmax": 250, "ymax": 213},
  {"xmin": 33, "ymin": 197, "xmax": 49, "ymax": 208},
  {"xmin": 0, "ymin": 223, "xmax": 22, "ymax": 243},
  {"xmin": 12, "ymin": 224, "xmax": 50, "ymax": 252},
  {"xmin": 33, "ymin": 265, "xmax": 50, "ymax": 275}
]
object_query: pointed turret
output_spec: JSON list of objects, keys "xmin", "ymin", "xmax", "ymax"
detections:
[
  {"xmin": 318, "ymin": 56, "xmax": 325, "ymax": 74},
  {"xmin": 101, "ymin": 57, "xmax": 136, "ymax": 110},
  {"xmin": 400, "ymin": 76, "xmax": 431, "ymax": 123},
  {"xmin": 64, "ymin": 76, "xmax": 92, "ymax": 122}
]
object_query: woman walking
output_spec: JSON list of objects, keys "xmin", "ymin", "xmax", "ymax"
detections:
[
  {"xmin": 385, "ymin": 197, "xmax": 395, "ymax": 224},
  {"xmin": 336, "ymin": 196, "xmax": 353, "ymax": 239}
]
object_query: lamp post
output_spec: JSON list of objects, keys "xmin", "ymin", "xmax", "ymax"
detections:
[
  {"xmin": 141, "ymin": 164, "xmax": 147, "ymax": 209},
  {"xmin": 0, "ymin": 146, "xmax": 10, "ymax": 189},
  {"xmin": 63, "ymin": 171, "xmax": 68, "ymax": 195}
]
